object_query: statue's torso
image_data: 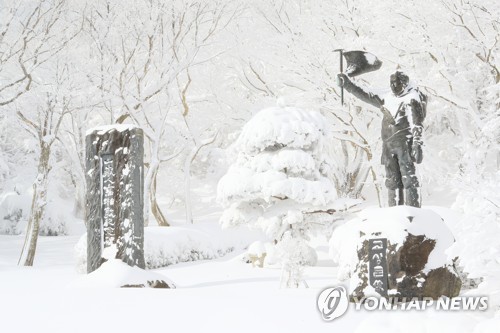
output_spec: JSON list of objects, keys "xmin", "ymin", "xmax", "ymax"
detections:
[{"xmin": 381, "ymin": 89, "xmax": 420, "ymax": 143}]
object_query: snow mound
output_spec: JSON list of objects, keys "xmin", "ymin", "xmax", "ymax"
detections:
[{"xmin": 69, "ymin": 259, "xmax": 175, "ymax": 288}]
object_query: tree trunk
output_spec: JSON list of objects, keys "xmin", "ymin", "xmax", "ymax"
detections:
[
  {"xmin": 184, "ymin": 148, "xmax": 196, "ymax": 224},
  {"xmin": 18, "ymin": 144, "xmax": 50, "ymax": 266},
  {"xmin": 150, "ymin": 165, "xmax": 169, "ymax": 226},
  {"xmin": 144, "ymin": 156, "xmax": 169, "ymax": 227}
]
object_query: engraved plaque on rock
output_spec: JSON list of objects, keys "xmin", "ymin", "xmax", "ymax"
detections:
[{"xmin": 368, "ymin": 238, "xmax": 388, "ymax": 297}]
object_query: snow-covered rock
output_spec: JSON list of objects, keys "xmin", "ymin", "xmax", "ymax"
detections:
[{"xmin": 330, "ymin": 206, "xmax": 461, "ymax": 299}]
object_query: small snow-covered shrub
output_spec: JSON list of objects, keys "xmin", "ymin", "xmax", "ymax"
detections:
[
  {"xmin": 145, "ymin": 230, "xmax": 234, "ymax": 269},
  {"xmin": 217, "ymin": 106, "xmax": 337, "ymax": 287},
  {"xmin": 38, "ymin": 198, "xmax": 72, "ymax": 236},
  {"xmin": 0, "ymin": 191, "xmax": 30, "ymax": 235},
  {"xmin": 0, "ymin": 188, "xmax": 73, "ymax": 236},
  {"xmin": 75, "ymin": 224, "xmax": 263, "ymax": 272}
]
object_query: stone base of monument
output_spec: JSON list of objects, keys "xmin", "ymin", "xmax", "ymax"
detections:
[
  {"xmin": 332, "ymin": 206, "xmax": 461, "ymax": 300},
  {"xmin": 121, "ymin": 280, "xmax": 173, "ymax": 289}
]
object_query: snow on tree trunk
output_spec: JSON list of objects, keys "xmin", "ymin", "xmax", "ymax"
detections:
[
  {"xmin": 18, "ymin": 144, "xmax": 50, "ymax": 266},
  {"xmin": 144, "ymin": 151, "xmax": 169, "ymax": 227},
  {"xmin": 184, "ymin": 147, "xmax": 196, "ymax": 224},
  {"xmin": 217, "ymin": 106, "xmax": 337, "ymax": 287},
  {"xmin": 149, "ymin": 162, "xmax": 169, "ymax": 227},
  {"xmin": 85, "ymin": 125, "xmax": 145, "ymax": 273}
]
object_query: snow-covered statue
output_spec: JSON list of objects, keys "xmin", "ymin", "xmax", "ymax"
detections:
[{"xmin": 337, "ymin": 71, "xmax": 427, "ymax": 207}]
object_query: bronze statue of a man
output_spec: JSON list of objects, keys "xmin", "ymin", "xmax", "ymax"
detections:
[{"xmin": 337, "ymin": 71, "xmax": 427, "ymax": 207}]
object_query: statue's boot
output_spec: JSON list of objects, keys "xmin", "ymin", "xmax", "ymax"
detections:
[
  {"xmin": 388, "ymin": 188, "xmax": 404, "ymax": 207},
  {"xmin": 405, "ymin": 187, "xmax": 420, "ymax": 208}
]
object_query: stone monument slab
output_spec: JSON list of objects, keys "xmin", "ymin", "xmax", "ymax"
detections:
[{"xmin": 85, "ymin": 125, "xmax": 145, "ymax": 273}]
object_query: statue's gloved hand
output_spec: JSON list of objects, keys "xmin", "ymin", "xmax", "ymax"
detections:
[
  {"xmin": 411, "ymin": 143, "xmax": 423, "ymax": 164},
  {"xmin": 337, "ymin": 73, "xmax": 348, "ymax": 87}
]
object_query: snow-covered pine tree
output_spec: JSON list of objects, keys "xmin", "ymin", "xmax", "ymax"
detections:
[{"xmin": 217, "ymin": 105, "xmax": 337, "ymax": 287}]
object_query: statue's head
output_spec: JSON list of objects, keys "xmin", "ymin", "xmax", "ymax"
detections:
[{"xmin": 390, "ymin": 71, "xmax": 409, "ymax": 96}]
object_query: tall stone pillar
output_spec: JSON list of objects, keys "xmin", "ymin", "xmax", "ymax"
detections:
[{"xmin": 85, "ymin": 125, "xmax": 145, "ymax": 273}]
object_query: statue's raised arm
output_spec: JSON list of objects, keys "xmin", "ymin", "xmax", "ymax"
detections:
[{"xmin": 337, "ymin": 73, "xmax": 383, "ymax": 108}]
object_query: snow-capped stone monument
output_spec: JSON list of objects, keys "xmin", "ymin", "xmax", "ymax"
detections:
[
  {"xmin": 330, "ymin": 206, "xmax": 462, "ymax": 300},
  {"xmin": 85, "ymin": 125, "xmax": 145, "ymax": 273}
]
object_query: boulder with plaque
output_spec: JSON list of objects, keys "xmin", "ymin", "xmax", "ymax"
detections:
[{"xmin": 342, "ymin": 206, "xmax": 461, "ymax": 300}]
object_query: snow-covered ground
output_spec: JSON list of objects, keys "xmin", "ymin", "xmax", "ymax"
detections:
[
  {"xmin": 1, "ymin": 205, "xmax": 498, "ymax": 333},
  {"xmin": 1, "ymin": 1, "xmax": 499, "ymax": 332}
]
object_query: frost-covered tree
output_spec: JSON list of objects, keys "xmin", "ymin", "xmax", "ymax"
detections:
[
  {"xmin": 0, "ymin": 0, "xmax": 82, "ymax": 265},
  {"xmin": 15, "ymin": 56, "xmax": 82, "ymax": 265},
  {"xmin": 82, "ymin": 0, "xmax": 240, "ymax": 226},
  {"xmin": 0, "ymin": 0, "xmax": 79, "ymax": 107},
  {"xmin": 217, "ymin": 106, "xmax": 337, "ymax": 287}
]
